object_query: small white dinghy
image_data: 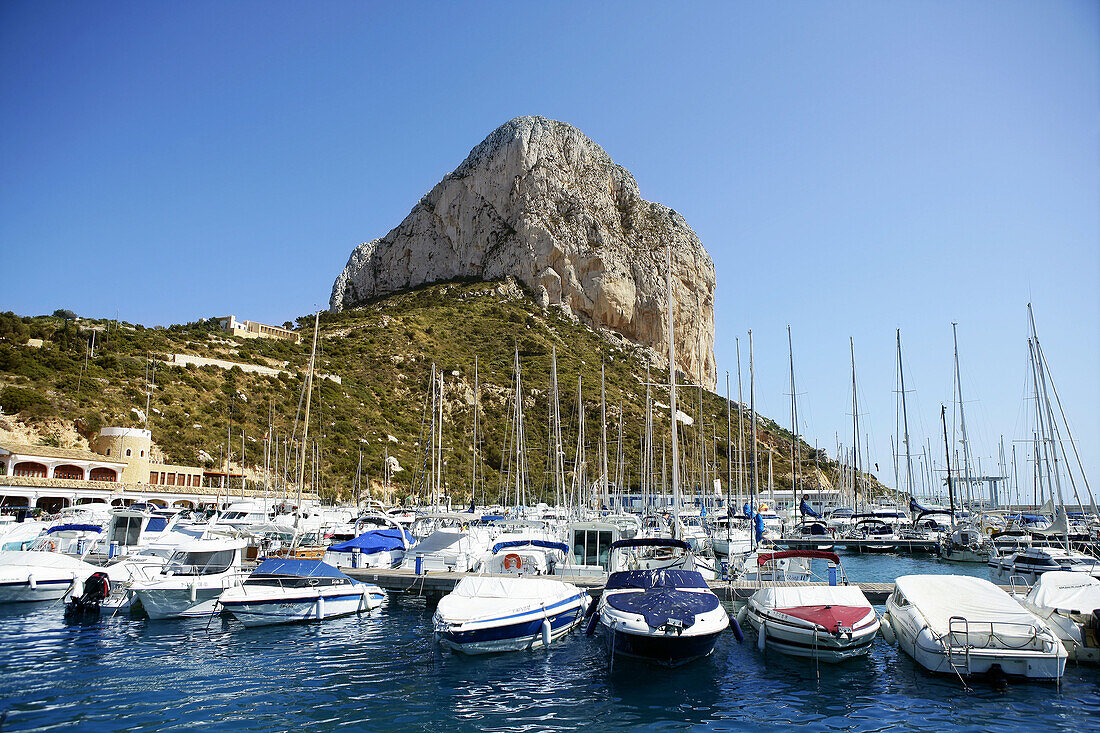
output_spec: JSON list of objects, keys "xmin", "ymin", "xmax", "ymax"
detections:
[
  {"xmin": 219, "ymin": 558, "xmax": 384, "ymax": 627},
  {"xmin": 434, "ymin": 575, "xmax": 588, "ymax": 654},
  {"xmin": 744, "ymin": 551, "xmax": 879, "ymax": 662},
  {"xmin": 1013, "ymin": 571, "xmax": 1100, "ymax": 664},
  {"xmin": 886, "ymin": 574, "xmax": 1067, "ymax": 680}
]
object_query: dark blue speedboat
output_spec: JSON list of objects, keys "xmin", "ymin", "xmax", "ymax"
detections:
[{"xmin": 593, "ymin": 538, "xmax": 728, "ymax": 667}]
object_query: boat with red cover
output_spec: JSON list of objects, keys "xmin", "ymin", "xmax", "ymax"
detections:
[{"xmin": 742, "ymin": 550, "xmax": 880, "ymax": 662}]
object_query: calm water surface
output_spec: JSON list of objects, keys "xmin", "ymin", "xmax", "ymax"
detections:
[{"xmin": 0, "ymin": 555, "xmax": 1096, "ymax": 732}]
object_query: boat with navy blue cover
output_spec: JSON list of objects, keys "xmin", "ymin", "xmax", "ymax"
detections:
[
  {"xmin": 594, "ymin": 538, "xmax": 729, "ymax": 667},
  {"xmin": 218, "ymin": 558, "xmax": 384, "ymax": 627}
]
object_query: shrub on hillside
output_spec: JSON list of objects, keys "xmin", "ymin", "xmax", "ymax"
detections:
[{"xmin": 0, "ymin": 386, "xmax": 47, "ymax": 415}]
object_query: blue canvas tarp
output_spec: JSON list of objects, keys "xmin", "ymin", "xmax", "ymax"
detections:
[
  {"xmin": 606, "ymin": 588, "xmax": 719, "ymax": 629},
  {"xmin": 328, "ymin": 528, "xmax": 410, "ymax": 555},
  {"xmin": 799, "ymin": 498, "xmax": 822, "ymax": 518},
  {"xmin": 252, "ymin": 558, "xmax": 349, "ymax": 579},
  {"xmin": 605, "ymin": 569, "xmax": 709, "ymax": 591}
]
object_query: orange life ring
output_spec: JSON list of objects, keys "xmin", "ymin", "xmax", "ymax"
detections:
[{"xmin": 503, "ymin": 553, "xmax": 523, "ymax": 571}]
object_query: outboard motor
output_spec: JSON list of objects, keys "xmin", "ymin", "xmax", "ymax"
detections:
[{"xmin": 65, "ymin": 572, "xmax": 111, "ymax": 619}]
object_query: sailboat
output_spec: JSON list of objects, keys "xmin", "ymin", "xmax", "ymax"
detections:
[
  {"xmin": 591, "ymin": 243, "xmax": 729, "ymax": 666},
  {"xmin": 989, "ymin": 305, "xmax": 1100, "ymax": 582}
]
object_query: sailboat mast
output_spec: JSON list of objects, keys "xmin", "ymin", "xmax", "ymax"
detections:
[
  {"xmin": 897, "ymin": 329, "xmax": 914, "ymax": 498},
  {"xmin": 787, "ymin": 326, "xmax": 800, "ymax": 524},
  {"xmin": 951, "ymin": 322, "xmax": 973, "ymax": 505},
  {"xmin": 296, "ymin": 311, "xmax": 319, "ymax": 528},
  {"xmin": 736, "ymin": 338, "xmax": 744, "ymax": 511},
  {"xmin": 850, "ymin": 338, "xmax": 859, "ymax": 510},
  {"xmin": 748, "ymin": 329, "xmax": 757, "ymax": 550},
  {"xmin": 666, "ymin": 244, "xmax": 681, "ymax": 529},
  {"xmin": 600, "ymin": 360, "xmax": 608, "ymax": 509}
]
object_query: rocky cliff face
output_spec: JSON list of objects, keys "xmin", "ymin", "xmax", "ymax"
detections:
[{"xmin": 330, "ymin": 116, "xmax": 716, "ymax": 387}]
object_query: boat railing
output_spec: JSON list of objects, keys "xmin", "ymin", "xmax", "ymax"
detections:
[
  {"xmin": 945, "ymin": 615, "xmax": 1048, "ymax": 653},
  {"xmin": 1007, "ymin": 574, "xmax": 1032, "ymax": 598},
  {"xmin": 946, "ymin": 616, "xmax": 971, "ymax": 675}
]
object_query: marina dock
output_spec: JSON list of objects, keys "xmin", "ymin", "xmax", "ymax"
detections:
[{"xmin": 345, "ymin": 568, "xmax": 929, "ymax": 604}]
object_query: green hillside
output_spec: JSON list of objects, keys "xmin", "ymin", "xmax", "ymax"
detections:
[{"xmin": 0, "ymin": 281, "xmax": 888, "ymax": 505}]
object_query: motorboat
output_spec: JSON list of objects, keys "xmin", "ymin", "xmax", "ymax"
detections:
[
  {"xmin": 433, "ymin": 575, "xmax": 588, "ymax": 654},
  {"xmin": 741, "ymin": 551, "xmax": 878, "ymax": 662},
  {"xmin": 0, "ymin": 550, "xmax": 94, "ymax": 603},
  {"xmin": 709, "ymin": 515, "xmax": 753, "ymax": 558},
  {"xmin": 594, "ymin": 538, "xmax": 728, "ymax": 666},
  {"xmin": 940, "ymin": 523, "xmax": 994, "ymax": 564},
  {"xmin": 473, "ymin": 539, "xmax": 569, "ymax": 576},
  {"xmin": 841, "ymin": 518, "xmax": 897, "ymax": 553},
  {"xmin": 736, "ymin": 545, "xmax": 813, "ymax": 582},
  {"xmin": 989, "ymin": 546, "xmax": 1100, "ymax": 584},
  {"xmin": 218, "ymin": 558, "xmax": 384, "ymax": 627},
  {"xmin": 552, "ymin": 521, "xmax": 622, "ymax": 579},
  {"xmin": 1012, "ymin": 571, "xmax": 1100, "ymax": 663},
  {"xmin": 131, "ymin": 538, "xmax": 248, "ymax": 619},
  {"xmin": 884, "ymin": 574, "xmax": 1067, "ymax": 680},
  {"xmin": 323, "ymin": 526, "xmax": 412, "ymax": 570}
]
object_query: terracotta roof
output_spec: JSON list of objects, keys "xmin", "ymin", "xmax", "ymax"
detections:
[{"xmin": 0, "ymin": 441, "xmax": 127, "ymax": 465}]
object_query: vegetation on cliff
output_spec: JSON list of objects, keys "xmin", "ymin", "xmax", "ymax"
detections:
[{"xmin": 0, "ymin": 286, "xmax": 887, "ymax": 505}]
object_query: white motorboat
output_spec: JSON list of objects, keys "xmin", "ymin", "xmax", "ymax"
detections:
[
  {"xmin": 940, "ymin": 523, "xmax": 993, "ymax": 564},
  {"xmin": 472, "ymin": 539, "xmax": 569, "ymax": 576},
  {"xmin": 0, "ymin": 550, "xmax": 93, "ymax": 603},
  {"xmin": 989, "ymin": 546, "xmax": 1100, "ymax": 584},
  {"xmin": 742, "ymin": 551, "xmax": 878, "ymax": 662},
  {"xmin": 885, "ymin": 574, "xmax": 1067, "ymax": 680},
  {"xmin": 132, "ymin": 538, "xmax": 248, "ymax": 619},
  {"xmin": 434, "ymin": 575, "xmax": 588, "ymax": 654},
  {"xmin": 219, "ymin": 558, "xmax": 384, "ymax": 627},
  {"xmin": 1013, "ymin": 571, "xmax": 1100, "ymax": 663},
  {"xmin": 593, "ymin": 538, "xmax": 728, "ymax": 667},
  {"xmin": 736, "ymin": 546, "xmax": 813, "ymax": 582}
]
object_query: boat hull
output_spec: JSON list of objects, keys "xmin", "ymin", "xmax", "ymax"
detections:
[
  {"xmin": 605, "ymin": 626, "xmax": 724, "ymax": 667},
  {"xmin": 221, "ymin": 585, "xmax": 384, "ymax": 627},
  {"xmin": 744, "ymin": 606, "xmax": 878, "ymax": 662},
  {"xmin": 136, "ymin": 586, "xmax": 227, "ymax": 620},
  {"xmin": 0, "ymin": 576, "xmax": 78, "ymax": 603},
  {"xmin": 437, "ymin": 604, "xmax": 584, "ymax": 654}
]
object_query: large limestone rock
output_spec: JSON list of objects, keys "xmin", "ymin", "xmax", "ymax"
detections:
[{"xmin": 330, "ymin": 116, "xmax": 716, "ymax": 387}]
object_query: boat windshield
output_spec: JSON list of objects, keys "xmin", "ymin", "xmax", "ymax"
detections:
[{"xmin": 165, "ymin": 549, "xmax": 235, "ymax": 575}]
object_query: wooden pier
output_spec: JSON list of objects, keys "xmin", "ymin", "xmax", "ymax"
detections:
[{"xmin": 345, "ymin": 568, "xmax": 910, "ymax": 604}]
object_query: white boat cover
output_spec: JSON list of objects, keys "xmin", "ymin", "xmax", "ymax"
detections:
[
  {"xmin": 895, "ymin": 574, "xmax": 1043, "ymax": 638},
  {"xmin": 752, "ymin": 584, "xmax": 871, "ymax": 610},
  {"xmin": 407, "ymin": 531, "xmax": 474, "ymax": 559},
  {"xmin": 437, "ymin": 577, "xmax": 581, "ymax": 624},
  {"xmin": 1027, "ymin": 571, "xmax": 1100, "ymax": 614}
]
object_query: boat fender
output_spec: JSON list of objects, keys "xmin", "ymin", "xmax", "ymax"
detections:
[
  {"xmin": 879, "ymin": 612, "xmax": 896, "ymax": 645},
  {"xmin": 316, "ymin": 595, "xmax": 325, "ymax": 621},
  {"xmin": 542, "ymin": 619, "xmax": 552, "ymax": 647},
  {"xmin": 585, "ymin": 610, "xmax": 600, "ymax": 636},
  {"xmin": 757, "ymin": 620, "xmax": 767, "ymax": 652},
  {"xmin": 729, "ymin": 616, "xmax": 745, "ymax": 643},
  {"xmin": 584, "ymin": 596, "xmax": 599, "ymax": 618},
  {"xmin": 189, "ymin": 581, "xmax": 197, "ymax": 603},
  {"xmin": 27, "ymin": 574, "xmax": 36, "ymax": 591},
  {"xmin": 736, "ymin": 605, "xmax": 748, "ymax": 626}
]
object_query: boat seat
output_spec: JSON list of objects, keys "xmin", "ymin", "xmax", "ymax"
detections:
[{"xmin": 606, "ymin": 589, "xmax": 718, "ymax": 630}]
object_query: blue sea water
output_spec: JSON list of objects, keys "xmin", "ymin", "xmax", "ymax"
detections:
[{"xmin": 0, "ymin": 556, "xmax": 1097, "ymax": 733}]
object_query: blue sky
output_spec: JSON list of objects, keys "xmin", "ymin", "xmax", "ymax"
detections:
[{"xmin": 2, "ymin": 2, "xmax": 1097, "ymax": 500}]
